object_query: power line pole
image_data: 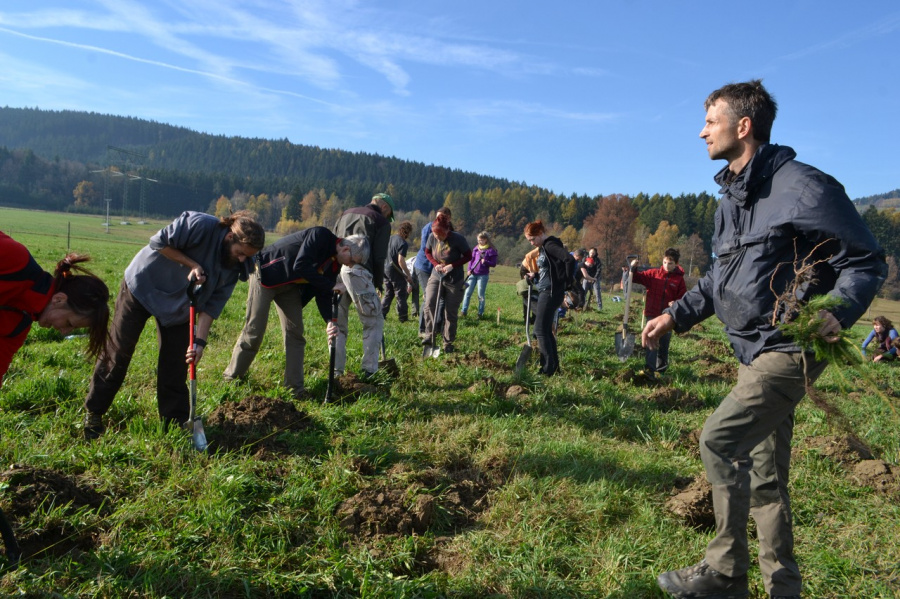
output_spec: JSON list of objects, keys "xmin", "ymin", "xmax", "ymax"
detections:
[{"xmin": 106, "ymin": 145, "xmax": 146, "ymax": 225}]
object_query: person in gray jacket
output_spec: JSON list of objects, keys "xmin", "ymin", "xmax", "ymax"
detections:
[
  {"xmin": 83, "ymin": 210, "xmax": 265, "ymax": 439},
  {"xmin": 332, "ymin": 193, "xmax": 394, "ymax": 378},
  {"xmin": 648, "ymin": 80, "xmax": 886, "ymax": 599}
]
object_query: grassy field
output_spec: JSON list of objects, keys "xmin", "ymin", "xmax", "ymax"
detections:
[{"xmin": 1, "ymin": 207, "xmax": 900, "ymax": 598}]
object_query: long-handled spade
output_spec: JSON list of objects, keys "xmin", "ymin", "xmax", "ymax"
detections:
[
  {"xmin": 324, "ymin": 290, "xmax": 341, "ymax": 403},
  {"xmin": 185, "ymin": 280, "xmax": 208, "ymax": 451},
  {"xmin": 422, "ymin": 272, "xmax": 444, "ymax": 358},
  {"xmin": 614, "ymin": 254, "xmax": 638, "ymax": 362},
  {"xmin": 515, "ymin": 280, "xmax": 534, "ymax": 374}
]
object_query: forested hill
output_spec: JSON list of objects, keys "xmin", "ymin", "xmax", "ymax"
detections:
[{"xmin": 0, "ymin": 106, "xmax": 517, "ymax": 214}]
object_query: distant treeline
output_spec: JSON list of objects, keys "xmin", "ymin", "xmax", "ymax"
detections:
[{"xmin": 2, "ymin": 106, "xmax": 899, "ymax": 295}]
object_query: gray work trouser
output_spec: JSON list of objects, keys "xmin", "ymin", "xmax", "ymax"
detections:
[
  {"xmin": 701, "ymin": 351, "xmax": 826, "ymax": 598},
  {"xmin": 422, "ymin": 272, "xmax": 464, "ymax": 348},
  {"xmin": 224, "ymin": 273, "xmax": 307, "ymax": 397},
  {"xmin": 334, "ymin": 265, "xmax": 383, "ymax": 375}
]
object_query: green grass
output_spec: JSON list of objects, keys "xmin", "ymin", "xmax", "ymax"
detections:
[{"xmin": 2, "ymin": 207, "xmax": 900, "ymax": 598}]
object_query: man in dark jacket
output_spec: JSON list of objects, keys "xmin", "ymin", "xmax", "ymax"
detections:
[
  {"xmin": 332, "ymin": 193, "xmax": 394, "ymax": 378},
  {"xmin": 223, "ymin": 228, "xmax": 369, "ymax": 399},
  {"xmin": 628, "ymin": 247, "xmax": 687, "ymax": 374},
  {"xmin": 647, "ymin": 80, "xmax": 885, "ymax": 599},
  {"xmin": 381, "ymin": 220, "xmax": 414, "ymax": 322}
]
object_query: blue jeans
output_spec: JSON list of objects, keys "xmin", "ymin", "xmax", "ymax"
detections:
[{"xmin": 461, "ymin": 273, "xmax": 489, "ymax": 316}]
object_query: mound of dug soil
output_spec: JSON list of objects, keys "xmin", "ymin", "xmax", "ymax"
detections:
[
  {"xmin": 446, "ymin": 350, "xmax": 507, "ymax": 371},
  {"xmin": 851, "ymin": 460, "xmax": 898, "ymax": 493},
  {"xmin": 801, "ymin": 434, "xmax": 873, "ymax": 464},
  {"xmin": 205, "ymin": 395, "xmax": 311, "ymax": 452},
  {"xmin": 799, "ymin": 435, "xmax": 898, "ymax": 495},
  {"xmin": 336, "ymin": 464, "xmax": 501, "ymax": 540},
  {"xmin": 666, "ymin": 474, "xmax": 715, "ymax": 530},
  {"xmin": 0, "ymin": 465, "xmax": 111, "ymax": 559},
  {"xmin": 644, "ymin": 387, "xmax": 705, "ymax": 412},
  {"xmin": 330, "ymin": 373, "xmax": 382, "ymax": 403}
]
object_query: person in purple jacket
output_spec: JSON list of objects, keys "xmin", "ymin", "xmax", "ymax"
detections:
[{"xmin": 461, "ymin": 231, "xmax": 499, "ymax": 319}]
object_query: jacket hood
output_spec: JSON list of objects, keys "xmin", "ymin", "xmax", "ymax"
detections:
[{"xmin": 714, "ymin": 144, "xmax": 797, "ymax": 207}]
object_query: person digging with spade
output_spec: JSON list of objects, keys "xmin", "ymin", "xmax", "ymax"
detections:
[
  {"xmin": 224, "ymin": 228, "xmax": 369, "ymax": 399},
  {"xmin": 82, "ymin": 210, "xmax": 265, "ymax": 440},
  {"xmin": 625, "ymin": 247, "xmax": 686, "ymax": 376}
]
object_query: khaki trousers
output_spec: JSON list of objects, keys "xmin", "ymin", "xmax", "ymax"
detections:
[
  {"xmin": 224, "ymin": 273, "xmax": 307, "ymax": 397},
  {"xmin": 701, "ymin": 351, "xmax": 826, "ymax": 598}
]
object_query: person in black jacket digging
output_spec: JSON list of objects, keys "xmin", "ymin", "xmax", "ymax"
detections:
[{"xmin": 224, "ymin": 228, "xmax": 369, "ymax": 399}]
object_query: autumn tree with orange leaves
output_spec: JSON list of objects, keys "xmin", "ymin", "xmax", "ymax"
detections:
[{"xmin": 582, "ymin": 194, "xmax": 639, "ymax": 284}]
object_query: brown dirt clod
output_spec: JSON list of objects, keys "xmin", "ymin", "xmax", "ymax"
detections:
[{"xmin": 205, "ymin": 395, "xmax": 311, "ymax": 452}]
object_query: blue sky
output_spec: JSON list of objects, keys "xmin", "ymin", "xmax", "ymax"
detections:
[{"xmin": 1, "ymin": 1, "xmax": 898, "ymax": 200}]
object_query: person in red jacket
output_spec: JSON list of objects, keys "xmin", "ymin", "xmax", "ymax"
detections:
[
  {"xmin": 628, "ymin": 247, "xmax": 686, "ymax": 374},
  {"xmin": 0, "ymin": 231, "xmax": 111, "ymax": 387}
]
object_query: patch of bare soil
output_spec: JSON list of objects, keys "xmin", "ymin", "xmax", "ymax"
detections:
[
  {"xmin": 799, "ymin": 435, "xmax": 899, "ymax": 495},
  {"xmin": 684, "ymin": 354, "xmax": 737, "ymax": 383},
  {"xmin": 447, "ymin": 349, "xmax": 507, "ymax": 371},
  {"xmin": 505, "ymin": 384, "xmax": 528, "ymax": 399},
  {"xmin": 676, "ymin": 428, "xmax": 704, "ymax": 457},
  {"xmin": 336, "ymin": 464, "xmax": 498, "ymax": 539},
  {"xmin": 205, "ymin": 395, "xmax": 311, "ymax": 454},
  {"xmin": 336, "ymin": 460, "xmax": 509, "ymax": 574},
  {"xmin": 697, "ymin": 338, "xmax": 733, "ymax": 358},
  {"xmin": 851, "ymin": 460, "xmax": 898, "ymax": 493},
  {"xmin": 0, "ymin": 465, "xmax": 111, "ymax": 560},
  {"xmin": 466, "ymin": 376, "xmax": 526, "ymax": 400},
  {"xmin": 666, "ymin": 474, "xmax": 715, "ymax": 530},
  {"xmin": 800, "ymin": 434, "xmax": 873, "ymax": 465},
  {"xmin": 644, "ymin": 387, "xmax": 705, "ymax": 412},
  {"xmin": 332, "ymin": 373, "xmax": 382, "ymax": 403},
  {"xmin": 616, "ymin": 368, "xmax": 662, "ymax": 387}
]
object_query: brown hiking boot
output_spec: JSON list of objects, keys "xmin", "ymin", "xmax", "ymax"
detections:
[
  {"xmin": 83, "ymin": 411, "xmax": 106, "ymax": 440},
  {"xmin": 657, "ymin": 559, "xmax": 749, "ymax": 598}
]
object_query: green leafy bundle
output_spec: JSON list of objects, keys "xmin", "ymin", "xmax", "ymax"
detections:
[{"xmin": 778, "ymin": 294, "xmax": 863, "ymax": 365}]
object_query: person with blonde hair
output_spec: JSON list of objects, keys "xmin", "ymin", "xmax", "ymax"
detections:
[
  {"xmin": 461, "ymin": 231, "xmax": 499, "ymax": 319},
  {"xmin": 83, "ymin": 210, "xmax": 265, "ymax": 439},
  {"xmin": 1, "ymin": 231, "xmax": 111, "ymax": 387}
]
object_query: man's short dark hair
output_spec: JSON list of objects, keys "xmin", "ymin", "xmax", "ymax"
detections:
[
  {"xmin": 705, "ymin": 79, "xmax": 777, "ymax": 143},
  {"xmin": 664, "ymin": 247, "xmax": 680, "ymax": 263}
]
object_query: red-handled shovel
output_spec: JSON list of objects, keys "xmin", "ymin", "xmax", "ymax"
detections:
[{"xmin": 186, "ymin": 280, "xmax": 208, "ymax": 451}]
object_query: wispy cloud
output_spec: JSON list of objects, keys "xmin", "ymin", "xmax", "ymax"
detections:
[
  {"xmin": 777, "ymin": 11, "xmax": 900, "ymax": 62},
  {"xmin": 0, "ymin": 0, "xmax": 572, "ymax": 98}
]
